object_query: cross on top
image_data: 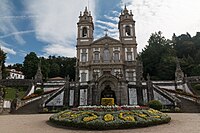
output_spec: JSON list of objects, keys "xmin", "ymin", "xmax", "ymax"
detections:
[{"xmin": 104, "ymin": 29, "xmax": 108, "ymax": 36}]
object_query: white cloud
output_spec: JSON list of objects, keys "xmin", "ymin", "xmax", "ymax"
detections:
[
  {"xmin": 0, "ymin": 0, "xmax": 26, "ymax": 44},
  {"xmin": 0, "ymin": 15, "xmax": 38, "ymax": 19},
  {"xmin": 43, "ymin": 43, "xmax": 75, "ymax": 57},
  {"xmin": 96, "ymin": 20, "xmax": 118, "ymax": 29},
  {"xmin": 104, "ymin": 15, "xmax": 119, "ymax": 22},
  {"xmin": 24, "ymin": 0, "xmax": 96, "ymax": 56},
  {"xmin": 0, "ymin": 30, "xmax": 35, "ymax": 39},
  {"xmin": 0, "ymin": 45, "xmax": 16, "ymax": 55},
  {"xmin": 120, "ymin": 0, "xmax": 200, "ymax": 52}
]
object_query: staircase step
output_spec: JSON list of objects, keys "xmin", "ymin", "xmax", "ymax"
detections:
[{"xmin": 178, "ymin": 97, "xmax": 200, "ymax": 113}]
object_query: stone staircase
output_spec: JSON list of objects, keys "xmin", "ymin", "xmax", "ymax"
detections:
[
  {"xmin": 178, "ymin": 97, "xmax": 200, "ymax": 113},
  {"xmin": 11, "ymin": 98, "xmax": 44, "ymax": 114}
]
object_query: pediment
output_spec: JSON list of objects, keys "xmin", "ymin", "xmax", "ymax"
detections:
[{"xmin": 91, "ymin": 36, "xmax": 121, "ymax": 45}]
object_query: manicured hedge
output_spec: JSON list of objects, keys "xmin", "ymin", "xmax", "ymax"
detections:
[
  {"xmin": 148, "ymin": 100, "xmax": 163, "ymax": 111},
  {"xmin": 49, "ymin": 106, "xmax": 171, "ymax": 130}
]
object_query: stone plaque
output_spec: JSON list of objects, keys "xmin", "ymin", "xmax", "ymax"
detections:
[
  {"xmin": 69, "ymin": 90, "xmax": 74, "ymax": 106},
  {"xmin": 129, "ymin": 88, "xmax": 137, "ymax": 105},
  {"xmin": 80, "ymin": 89, "xmax": 87, "ymax": 105},
  {"xmin": 153, "ymin": 91, "xmax": 172, "ymax": 105},
  {"xmin": 46, "ymin": 92, "xmax": 64, "ymax": 106},
  {"xmin": 143, "ymin": 89, "xmax": 148, "ymax": 104}
]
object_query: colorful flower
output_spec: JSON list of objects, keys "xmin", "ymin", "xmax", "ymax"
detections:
[
  {"xmin": 103, "ymin": 114, "xmax": 114, "ymax": 122},
  {"xmin": 119, "ymin": 112, "xmax": 135, "ymax": 122}
]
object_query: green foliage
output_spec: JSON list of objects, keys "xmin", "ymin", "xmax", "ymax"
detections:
[
  {"xmin": 139, "ymin": 31, "xmax": 176, "ymax": 80},
  {"xmin": 44, "ymin": 56, "xmax": 76, "ymax": 80},
  {"xmin": 0, "ymin": 48, "xmax": 7, "ymax": 79},
  {"xmin": 40, "ymin": 57, "xmax": 50, "ymax": 80},
  {"xmin": 148, "ymin": 100, "xmax": 163, "ymax": 111},
  {"xmin": 23, "ymin": 52, "xmax": 39, "ymax": 79},
  {"xmin": 34, "ymin": 89, "xmax": 44, "ymax": 95},
  {"xmin": 140, "ymin": 31, "xmax": 200, "ymax": 80},
  {"xmin": 49, "ymin": 63, "xmax": 60, "ymax": 77},
  {"xmin": 7, "ymin": 63, "xmax": 23, "ymax": 72},
  {"xmin": 173, "ymin": 32, "xmax": 200, "ymax": 76},
  {"xmin": 18, "ymin": 52, "xmax": 76, "ymax": 80},
  {"xmin": 194, "ymin": 84, "xmax": 200, "ymax": 90},
  {"xmin": 4, "ymin": 87, "xmax": 26, "ymax": 100}
]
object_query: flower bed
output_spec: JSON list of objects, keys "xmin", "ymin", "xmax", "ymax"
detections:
[{"xmin": 49, "ymin": 106, "xmax": 171, "ymax": 130}]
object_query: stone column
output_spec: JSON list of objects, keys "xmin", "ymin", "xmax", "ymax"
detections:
[
  {"xmin": 74, "ymin": 82, "xmax": 80, "ymax": 107},
  {"xmin": 92, "ymin": 82, "xmax": 98, "ymax": 105},
  {"xmin": 120, "ymin": 81, "xmax": 129, "ymax": 105},
  {"xmin": 136, "ymin": 87, "xmax": 144, "ymax": 105},
  {"xmin": 147, "ymin": 74, "xmax": 154, "ymax": 102},
  {"xmin": 63, "ymin": 75, "xmax": 70, "ymax": 107},
  {"xmin": 87, "ymin": 82, "xmax": 94, "ymax": 105}
]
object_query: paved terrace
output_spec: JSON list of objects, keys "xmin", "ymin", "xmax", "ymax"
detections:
[{"xmin": 0, "ymin": 113, "xmax": 199, "ymax": 133}]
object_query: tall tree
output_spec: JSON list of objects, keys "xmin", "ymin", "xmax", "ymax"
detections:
[
  {"xmin": 7, "ymin": 63, "xmax": 23, "ymax": 71},
  {"xmin": 139, "ymin": 31, "xmax": 176, "ymax": 80},
  {"xmin": 48, "ymin": 62, "xmax": 60, "ymax": 78},
  {"xmin": 0, "ymin": 48, "xmax": 7, "ymax": 79},
  {"xmin": 172, "ymin": 32, "xmax": 200, "ymax": 76},
  {"xmin": 23, "ymin": 52, "xmax": 39, "ymax": 79},
  {"xmin": 40, "ymin": 57, "xmax": 50, "ymax": 80}
]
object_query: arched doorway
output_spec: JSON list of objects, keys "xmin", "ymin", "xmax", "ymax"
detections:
[
  {"xmin": 96, "ymin": 74, "xmax": 119, "ymax": 105},
  {"xmin": 101, "ymin": 85, "xmax": 116, "ymax": 104}
]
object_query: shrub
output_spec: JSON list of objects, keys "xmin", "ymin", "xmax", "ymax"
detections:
[
  {"xmin": 148, "ymin": 100, "xmax": 163, "ymax": 111},
  {"xmin": 34, "ymin": 89, "xmax": 44, "ymax": 95},
  {"xmin": 174, "ymin": 107, "xmax": 181, "ymax": 112},
  {"xmin": 194, "ymin": 84, "xmax": 200, "ymax": 90}
]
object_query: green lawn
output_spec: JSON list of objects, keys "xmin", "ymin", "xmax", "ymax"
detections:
[
  {"xmin": 191, "ymin": 83, "xmax": 200, "ymax": 96},
  {"xmin": 4, "ymin": 87, "xmax": 26, "ymax": 100}
]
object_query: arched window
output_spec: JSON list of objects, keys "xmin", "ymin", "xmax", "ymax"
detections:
[
  {"xmin": 93, "ymin": 52, "xmax": 100, "ymax": 63},
  {"xmin": 125, "ymin": 25, "xmax": 131, "ymax": 36},
  {"xmin": 103, "ymin": 49, "xmax": 110, "ymax": 62},
  {"xmin": 81, "ymin": 72, "xmax": 87, "ymax": 82},
  {"xmin": 113, "ymin": 52, "xmax": 120, "ymax": 62},
  {"xmin": 81, "ymin": 49, "xmax": 87, "ymax": 62},
  {"xmin": 82, "ymin": 27, "xmax": 87, "ymax": 37}
]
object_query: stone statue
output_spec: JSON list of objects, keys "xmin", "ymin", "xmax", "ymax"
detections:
[
  {"xmin": 0, "ymin": 86, "xmax": 5, "ymax": 100},
  {"xmin": 101, "ymin": 85, "xmax": 116, "ymax": 100}
]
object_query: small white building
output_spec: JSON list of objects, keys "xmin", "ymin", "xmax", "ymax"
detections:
[{"xmin": 6, "ymin": 69, "xmax": 25, "ymax": 79}]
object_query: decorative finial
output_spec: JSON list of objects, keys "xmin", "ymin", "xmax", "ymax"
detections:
[
  {"xmin": 123, "ymin": 5, "xmax": 129, "ymax": 14},
  {"xmin": 66, "ymin": 75, "xmax": 70, "ymax": 81},
  {"xmin": 125, "ymin": 4, "xmax": 127, "ymax": 10},
  {"xmin": 84, "ymin": 6, "xmax": 88, "ymax": 15},
  {"xmin": 130, "ymin": 10, "xmax": 133, "ymax": 15},
  {"xmin": 147, "ymin": 73, "xmax": 150, "ymax": 81}
]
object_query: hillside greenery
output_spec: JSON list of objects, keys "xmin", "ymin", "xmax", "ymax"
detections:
[
  {"xmin": 7, "ymin": 54, "xmax": 76, "ymax": 81},
  {"xmin": 139, "ymin": 31, "xmax": 200, "ymax": 80}
]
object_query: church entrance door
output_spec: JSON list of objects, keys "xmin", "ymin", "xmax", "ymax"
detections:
[{"xmin": 101, "ymin": 85, "xmax": 116, "ymax": 104}]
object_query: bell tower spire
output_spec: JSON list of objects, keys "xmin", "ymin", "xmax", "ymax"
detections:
[
  {"xmin": 77, "ymin": 6, "xmax": 94, "ymax": 44},
  {"xmin": 119, "ymin": 6, "xmax": 137, "ymax": 61},
  {"xmin": 118, "ymin": 6, "xmax": 136, "ymax": 44}
]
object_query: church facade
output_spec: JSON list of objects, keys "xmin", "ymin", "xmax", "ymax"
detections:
[{"xmin": 75, "ymin": 6, "xmax": 143, "ymax": 106}]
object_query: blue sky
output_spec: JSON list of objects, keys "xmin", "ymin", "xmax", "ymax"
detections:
[{"xmin": 1, "ymin": 0, "xmax": 200, "ymax": 65}]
